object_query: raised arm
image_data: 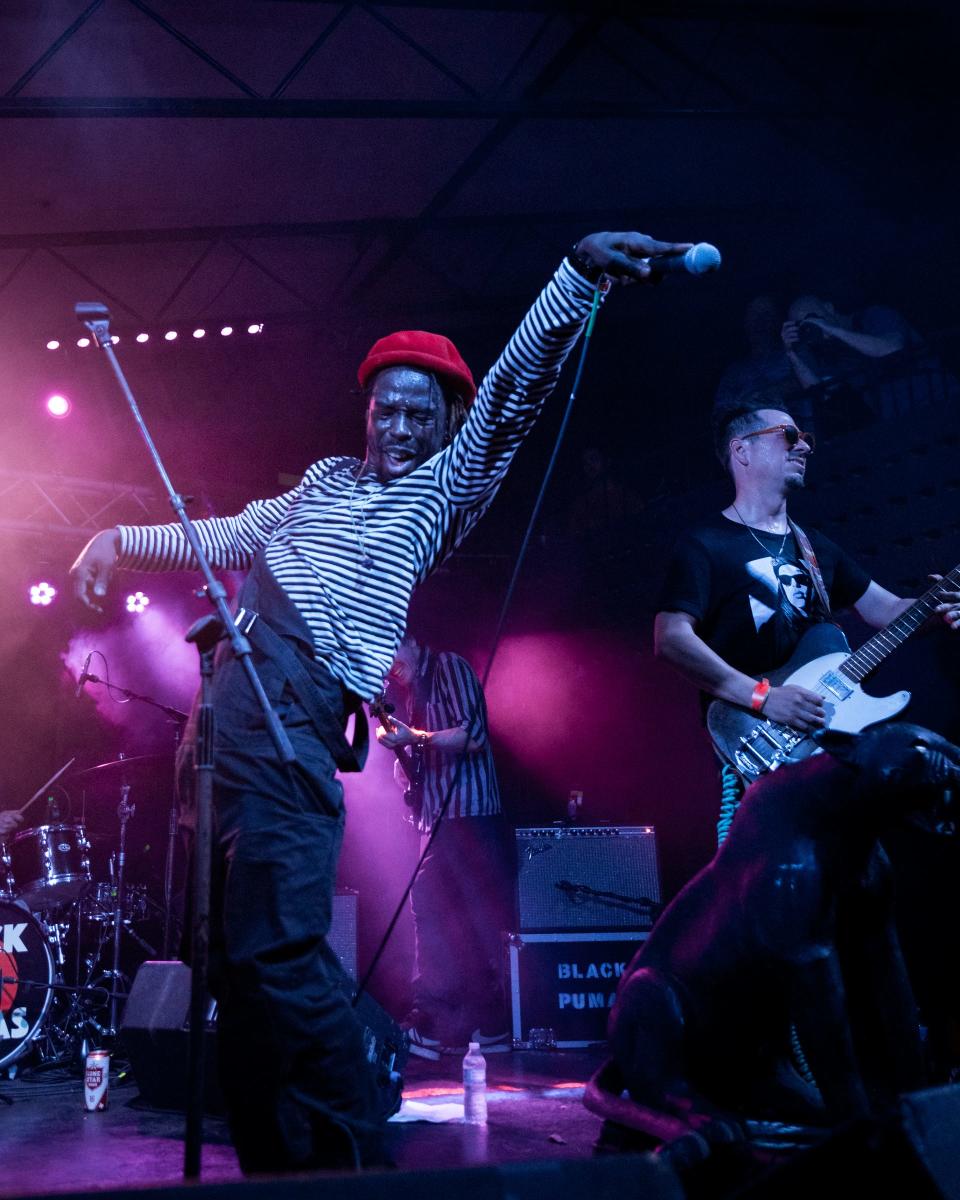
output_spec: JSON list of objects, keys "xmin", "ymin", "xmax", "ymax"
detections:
[{"xmin": 437, "ymin": 231, "xmax": 690, "ymax": 507}]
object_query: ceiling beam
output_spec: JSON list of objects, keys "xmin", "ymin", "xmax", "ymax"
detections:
[
  {"xmin": 0, "ymin": 96, "xmax": 934, "ymax": 119},
  {"xmin": 0, "ymin": 204, "xmax": 810, "ymax": 251}
]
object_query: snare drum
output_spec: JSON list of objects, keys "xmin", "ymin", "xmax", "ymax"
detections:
[
  {"xmin": 9, "ymin": 824, "xmax": 91, "ymax": 909},
  {"xmin": 0, "ymin": 899, "xmax": 54, "ymax": 1070}
]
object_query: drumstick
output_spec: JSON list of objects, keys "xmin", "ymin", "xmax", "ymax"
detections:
[{"xmin": 10, "ymin": 758, "xmax": 76, "ymax": 819}]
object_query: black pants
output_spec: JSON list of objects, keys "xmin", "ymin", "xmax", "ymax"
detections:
[
  {"xmin": 203, "ymin": 677, "xmax": 384, "ymax": 1172},
  {"xmin": 409, "ymin": 813, "xmax": 515, "ymax": 1042}
]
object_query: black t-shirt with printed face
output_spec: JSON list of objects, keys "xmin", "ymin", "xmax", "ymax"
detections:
[{"xmin": 657, "ymin": 513, "xmax": 871, "ymax": 680}]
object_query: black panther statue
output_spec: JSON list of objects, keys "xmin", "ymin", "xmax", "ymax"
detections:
[{"xmin": 586, "ymin": 723, "xmax": 959, "ymax": 1159}]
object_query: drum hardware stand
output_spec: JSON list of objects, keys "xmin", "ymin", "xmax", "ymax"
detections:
[
  {"xmin": 75, "ymin": 676, "xmax": 188, "ymax": 960},
  {"xmin": 77, "ymin": 301, "xmax": 295, "ymax": 1181},
  {"xmin": 105, "ymin": 777, "xmax": 134, "ymax": 1037}
]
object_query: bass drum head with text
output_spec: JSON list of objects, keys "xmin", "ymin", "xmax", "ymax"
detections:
[{"xmin": 0, "ymin": 901, "xmax": 53, "ymax": 1070}]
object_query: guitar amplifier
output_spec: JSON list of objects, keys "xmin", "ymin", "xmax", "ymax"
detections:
[
  {"xmin": 330, "ymin": 889, "xmax": 358, "ymax": 980},
  {"xmin": 515, "ymin": 826, "xmax": 660, "ymax": 931}
]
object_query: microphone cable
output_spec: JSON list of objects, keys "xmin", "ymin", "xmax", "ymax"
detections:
[{"xmin": 354, "ymin": 278, "xmax": 610, "ymax": 1003}]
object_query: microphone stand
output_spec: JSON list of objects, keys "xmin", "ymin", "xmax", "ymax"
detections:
[{"xmin": 77, "ymin": 302, "xmax": 295, "ymax": 1181}]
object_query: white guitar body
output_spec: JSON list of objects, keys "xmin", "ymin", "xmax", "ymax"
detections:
[{"xmin": 784, "ymin": 651, "xmax": 911, "ymax": 733}]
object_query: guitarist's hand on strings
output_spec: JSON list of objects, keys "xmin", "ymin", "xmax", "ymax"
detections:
[
  {"xmin": 762, "ymin": 684, "xmax": 826, "ymax": 732},
  {"xmin": 376, "ymin": 716, "xmax": 423, "ymax": 750},
  {"xmin": 931, "ymin": 574, "xmax": 960, "ymax": 630}
]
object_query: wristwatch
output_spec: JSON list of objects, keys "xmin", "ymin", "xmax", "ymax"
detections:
[{"xmin": 566, "ymin": 245, "xmax": 606, "ymax": 284}]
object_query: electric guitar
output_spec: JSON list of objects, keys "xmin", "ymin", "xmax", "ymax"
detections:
[
  {"xmin": 707, "ymin": 565, "xmax": 960, "ymax": 782},
  {"xmin": 370, "ymin": 696, "xmax": 425, "ymax": 819}
]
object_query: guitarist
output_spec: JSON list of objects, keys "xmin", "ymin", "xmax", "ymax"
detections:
[
  {"xmin": 654, "ymin": 393, "xmax": 960, "ymax": 840},
  {"xmin": 377, "ymin": 634, "xmax": 514, "ymax": 1057}
]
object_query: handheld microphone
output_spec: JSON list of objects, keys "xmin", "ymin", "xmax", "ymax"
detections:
[
  {"xmin": 646, "ymin": 243, "xmax": 721, "ymax": 277},
  {"xmin": 75, "ymin": 652, "xmax": 93, "ymax": 699}
]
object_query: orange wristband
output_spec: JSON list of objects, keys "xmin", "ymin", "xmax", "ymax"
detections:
[{"xmin": 751, "ymin": 678, "xmax": 771, "ymax": 712}]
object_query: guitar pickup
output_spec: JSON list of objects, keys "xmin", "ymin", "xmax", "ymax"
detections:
[{"xmin": 819, "ymin": 671, "xmax": 853, "ymax": 702}]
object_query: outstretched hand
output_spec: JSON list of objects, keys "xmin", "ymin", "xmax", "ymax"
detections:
[
  {"xmin": 70, "ymin": 529, "xmax": 120, "ymax": 612},
  {"xmin": 574, "ymin": 231, "xmax": 693, "ymax": 285}
]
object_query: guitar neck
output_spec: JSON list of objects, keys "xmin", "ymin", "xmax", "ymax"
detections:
[{"xmin": 840, "ymin": 564, "xmax": 960, "ymax": 683}]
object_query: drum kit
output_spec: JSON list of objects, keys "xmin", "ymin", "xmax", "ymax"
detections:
[{"xmin": 0, "ymin": 754, "xmax": 172, "ymax": 1077}]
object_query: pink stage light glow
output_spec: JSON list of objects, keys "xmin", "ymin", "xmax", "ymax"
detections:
[
  {"xmin": 220, "ymin": 326, "xmax": 233, "ymax": 337},
  {"xmin": 164, "ymin": 330, "xmax": 178, "ymax": 342},
  {"xmin": 29, "ymin": 581, "xmax": 57, "ymax": 606},
  {"xmin": 247, "ymin": 323, "xmax": 263, "ymax": 335},
  {"xmin": 46, "ymin": 394, "xmax": 71, "ymax": 418},
  {"xmin": 125, "ymin": 591, "xmax": 150, "ymax": 614},
  {"xmin": 192, "ymin": 328, "xmax": 205, "ymax": 339},
  {"xmin": 46, "ymin": 339, "xmax": 60, "ymax": 351},
  {"xmin": 136, "ymin": 333, "xmax": 149, "ymax": 343},
  {"xmin": 63, "ymin": 605, "xmax": 203, "ymax": 731}
]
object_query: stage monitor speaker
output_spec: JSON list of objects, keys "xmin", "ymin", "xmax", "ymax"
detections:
[
  {"xmin": 515, "ymin": 825, "xmax": 660, "ymax": 931},
  {"xmin": 734, "ymin": 1085, "xmax": 960, "ymax": 1199},
  {"xmin": 120, "ymin": 960, "xmax": 223, "ymax": 1114},
  {"xmin": 121, "ymin": 959, "xmax": 408, "ymax": 1121}
]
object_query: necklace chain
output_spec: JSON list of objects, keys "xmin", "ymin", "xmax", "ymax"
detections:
[
  {"xmin": 731, "ymin": 503, "xmax": 788, "ymax": 560},
  {"xmin": 347, "ymin": 463, "xmax": 375, "ymax": 568}
]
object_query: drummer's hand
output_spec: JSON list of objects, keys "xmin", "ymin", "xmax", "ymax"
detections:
[
  {"xmin": 0, "ymin": 811, "xmax": 21, "ymax": 837},
  {"xmin": 70, "ymin": 529, "xmax": 121, "ymax": 613}
]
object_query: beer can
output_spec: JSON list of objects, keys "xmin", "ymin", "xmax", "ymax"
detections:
[{"xmin": 84, "ymin": 1048, "xmax": 110, "ymax": 1111}]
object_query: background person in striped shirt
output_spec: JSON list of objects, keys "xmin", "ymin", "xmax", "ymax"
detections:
[
  {"xmin": 379, "ymin": 633, "xmax": 513, "ymax": 1057},
  {"xmin": 69, "ymin": 230, "xmax": 690, "ymax": 1173}
]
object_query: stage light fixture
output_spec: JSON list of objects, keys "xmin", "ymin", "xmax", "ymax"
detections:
[
  {"xmin": 110, "ymin": 335, "xmax": 120, "ymax": 345},
  {"xmin": 192, "ymin": 328, "xmax": 205, "ymax": 339},
  {"xmin": 220, "ymin": 325, "xmax": 233, "ymax": 337},
  {"xmin": 77, "ymin": 337, "xmax": 91, "ymax": 348},
  {"xmin": 164, "ymin": 331, "xmax": 178, "ymax": 341},
  {"xmin": 247, "ymin": 323, "xmax": 263, "ymax": 335},
  {"xmin": 125, "ymin": 591, "xmax": 150, "ymax": 614},
  {"xmin": 29, "ymin": 581, "xmax": 57, "ymax": 606},
  {"xmin": 46, "ymin": 394, "xmax": 71, "ymax": 418},
  {"xmin": 136, "ymin": 333, "xmax": 149, "ymax": 343},
  {"xmin": 46, "ymin": 340, "xmax": 60, "ymax": 351}
]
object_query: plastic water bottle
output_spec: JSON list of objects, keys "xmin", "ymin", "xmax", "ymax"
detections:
[{"xmin": 462, "ymin": 1041, "xmax": 487, "ymax": 1125}]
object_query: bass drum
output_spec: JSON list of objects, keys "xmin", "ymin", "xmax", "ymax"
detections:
[{"xmin": 0, "ymin": 900, "xmax": 54, "ymax": 1070}]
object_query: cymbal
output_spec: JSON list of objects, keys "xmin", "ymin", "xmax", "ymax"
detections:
[{"xmin": 74, "ymin": 754, "xmax": 171, "ymax": 780}]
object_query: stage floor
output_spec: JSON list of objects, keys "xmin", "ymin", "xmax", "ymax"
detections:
[{"xmin": 0, "ymin": 1049, "xmax": 606, "ymax": 1195}]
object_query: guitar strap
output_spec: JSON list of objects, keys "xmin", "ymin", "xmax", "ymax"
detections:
[{"xmin": 788, "ymin": 519, "xmax": 831, "ymax": 617}]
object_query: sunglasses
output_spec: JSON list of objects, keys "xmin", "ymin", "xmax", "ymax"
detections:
[{"xmin": 740, "ymin": 424, "xmax": 815, "ymax": 453}]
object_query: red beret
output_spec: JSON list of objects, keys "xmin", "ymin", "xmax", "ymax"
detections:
[{"xmin": 357, "ymin": 330, "xmax": 476, "ymax": 405}]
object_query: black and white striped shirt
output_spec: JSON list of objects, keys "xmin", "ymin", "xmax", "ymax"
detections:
[
  {"xmin": 117, "ymin": 260, "xmax": 600, "ymax": 700},
  {"xmin": 415, "ymin": 651, "xmax": 500, "ymax": 831}
]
